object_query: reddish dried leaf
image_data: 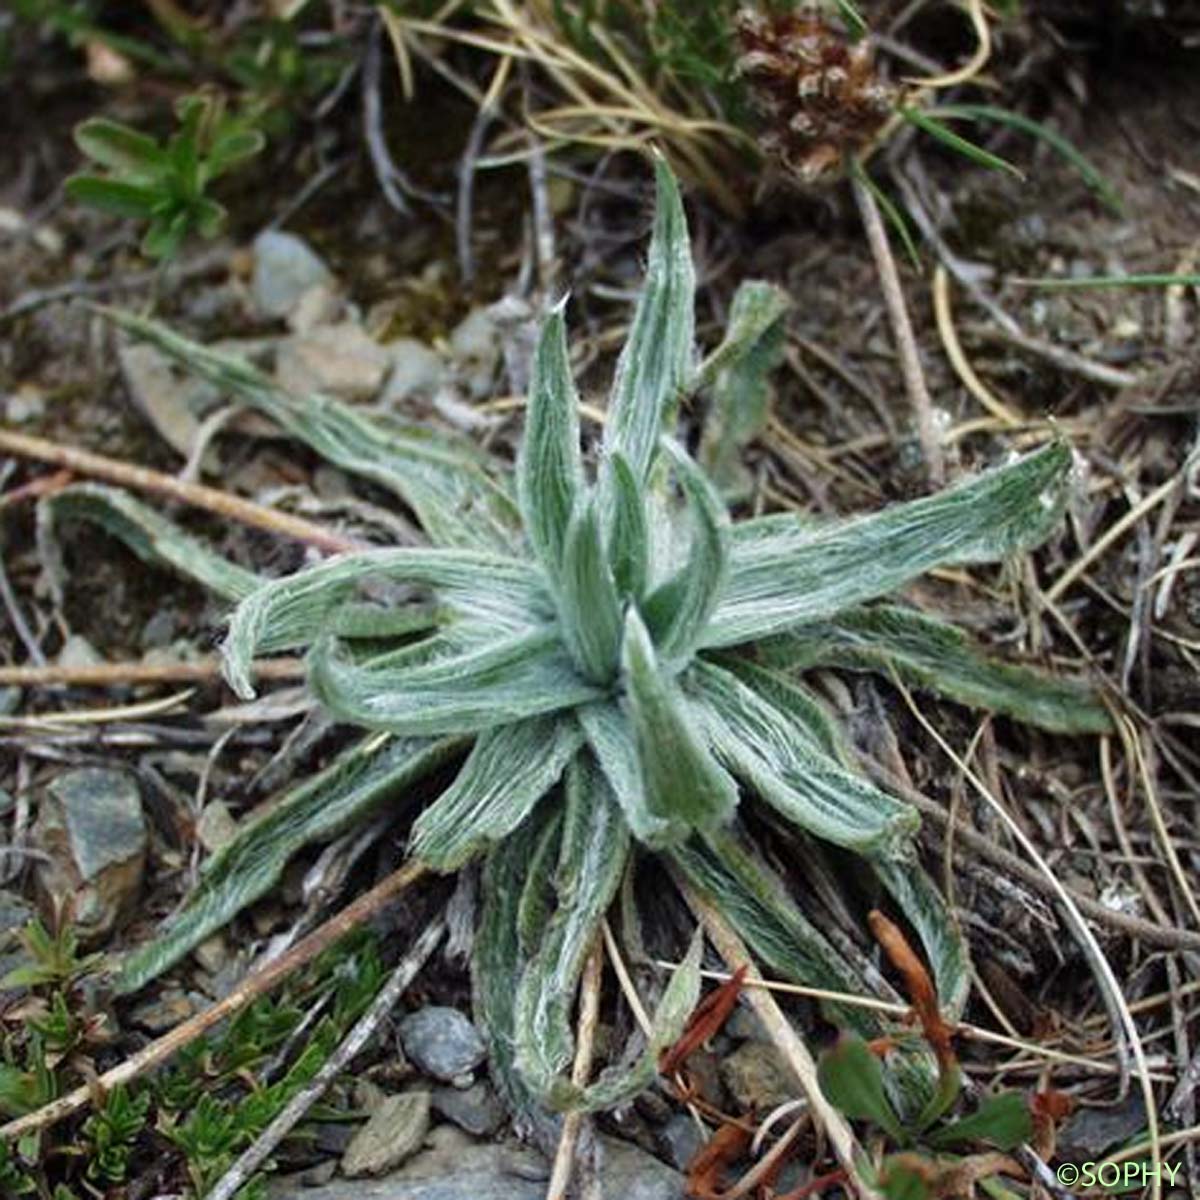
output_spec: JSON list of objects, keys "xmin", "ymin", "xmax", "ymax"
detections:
[
  {"xmin": 686, "ymin": 1121, "xmax": 754, "ymax": 1200},
  {"xmin": 869, "ymin": 909, "xmax": 956, "ymax": 1071},
  {"xmin": 1031, "ymin": 1089, "xmax": 1075, "ymax": 1160},
  {"xmin": 660, "ymin": 965, "xmax": 748, "ymax": 1077}
]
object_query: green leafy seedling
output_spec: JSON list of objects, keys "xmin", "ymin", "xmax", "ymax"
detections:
[
  {"xmin": 83, "ymin": 1086, "xmax": 151, "ymax": 1185},
  {"xmin": 67, "ymin": 92, "xmax": 264, "ymax": 259}
]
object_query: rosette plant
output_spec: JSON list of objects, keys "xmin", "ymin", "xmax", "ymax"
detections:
[{"xmin": 51, "ymin": 160, "xmax": 1108, "ymax": 1124}]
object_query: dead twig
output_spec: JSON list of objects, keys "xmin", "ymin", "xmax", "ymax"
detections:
[
  {"xmin": 850, "ymin": 169, "xmax": 945, "ymax": 486},
  {"xmin": 546, "ymin": 937, "xmax": 604, "ymax": 1200},
  {"xmin": 0, "ymin": 658, "xmax": 305, "ymax": 688},
  {"xmin": 0, "ymin": 428, "xmax": 362, "ymax": 556},
  {"xmin": 206, "ymin": 916, "xmax": 446, "ymax": 1200},
  {"xmin": 0, "ymin": 859, "xmax": 429, "ymax": 1140}
]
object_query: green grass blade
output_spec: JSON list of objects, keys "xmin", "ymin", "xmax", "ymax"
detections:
[
  {"xmin": 221, "ymin": 548, "xmax": 550, "ymax": 697},
  {"xmin": 622, "ymin": 608, "xmax": 738, "ymax": 829},
  {"xmin": 602, "ymin": 156, "xmax": 695, "ymax": 486},
  {"xmin": 99, "ymin": 307, "xmax": 521, "ymax": 553},
  {"xmin": 310, "ymin": 627, "xmax": 601, "ymax": 736},
  {"xmin": 38, "ymin": 483, "xmax": 261, "ymax": 604},
  {"xmin": 761, "ymin": 604, "xmax": 1112, "ymax": 734},
  {"xmin": 558, "ymin": 493, "xmax": 624, "ymax": 683},
  {"xmin": 115, "ymin": 734, "xmax": 461, "ymax": 994},
  {"xmin": 691, "ymin": 660, "xmax": 918, "ymax": 853},
  {"xmin": 899, "ymin": 107, "xmax": 1024, "ymax": 179},
  {"xmin": 576, "ymin": 702, "xmax": 682, "ymax": 846},
  {"xmin": 934, "ymin": 104, "xmax": 1123, "ymax": 214},
  {"xmin": 708, "ymin": 442, "xmax": 1072, "ymax": 648},
  {"xmin": 410, "ymin": 717, "xmax": 581, "ymax": 870},
  {"xmin": 518, "ymin": 302, "xmax": 584, "ymax": 576},
  {"xmin": 514, "ymin": 756, "xmax": 630, "ymax": 1106}
]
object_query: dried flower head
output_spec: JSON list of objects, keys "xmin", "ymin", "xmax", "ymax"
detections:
[{"xmin": 735, "ymin": 6, "xmax": 898, "ymax": 183}]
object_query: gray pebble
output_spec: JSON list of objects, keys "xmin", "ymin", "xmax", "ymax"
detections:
[{"xmin": 398, "ymin": 1007, "xmax": 487, "ymax": 1082}]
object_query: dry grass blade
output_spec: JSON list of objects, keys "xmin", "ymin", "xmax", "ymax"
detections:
[
  {"xmin": 903, "ymin": 0, "xmax": 991, "ymax": 88},
  {"xmin": 893, "ymin": 679, "xmax": 1163, "ymax": 1200},
  {"xmin": 677, "ymin": 877, "xmax": 884, "ymax": 1200}
]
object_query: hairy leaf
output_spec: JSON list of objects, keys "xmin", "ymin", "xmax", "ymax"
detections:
[
  {"xmin": 707, "ymin": 444, "xmax": 1072, "ymax": 647},
  {"xmin": 518, "ymin": 302, "xmax": 584, "ymax": 576},
  {"xmin": 642, "ymin": 440, "xmax": 730, "ymax": 661},
  {"xmin": 116, "ymin": 734, "xmax": 460, "ymax": 994},
  {"xmin": 310, "ymin": 628, "xmax": 600, "ymax": 736},
  {"xmin": 222, "ymin": 548, "xmax": 551, "ymax": 697},
  {"xmin": 410, "ymin": 717, "xmax": 581, "ymax": 870},
  {"xmin": 515, "ymin": 757, "xmax": 630, "ymax": 1104},
  {"xmin": 558, "ymin": 493, "xmax": 624, "ymax": 683},
  {"xmin": 37, "ymin": 483, "xmax": 260, "ymax": 605},
  {"xmin": 576, "ymin": 702, "xmax": 682, "ymax": 846},
  {"xmin": 760, "ymin": 603, "xmax": 1111, "ymax": 734},
  {"xmin": 100, "ymin": 308, "xmax": 520, "ymax": 552},
  {"xmin": 818, "ymin": 1033, "xmax": 906, "ymax": 1142},
  {"xmin": 622, "ymin": 609, "xmax": 738, "ymax": 829},
  {"xmin": 602, "ymin": 157, "xmax": 695, "ymax": 486},
  {"xmin": 606, "ymin": 452, "xmax": 649, "ymax": 599},
  {"xmin": 692, "ymin": 660, "xmax": 918, "ymax": 852}
]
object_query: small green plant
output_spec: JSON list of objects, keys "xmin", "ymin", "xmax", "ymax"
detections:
[
  {"xmin": 1, "ymin": 915, "xmax": 104, "ymax": 992},
  {"xmin": 67, "ymin": 158, "xmax": 1111, "ymax": 1133},
  {"xmin": 66, "ymin": 92, "xmax": 264, "ymax": 259},
  {"xmin": 82, "ymin": 1086, "xmax": 151, "ymax": 1185}
]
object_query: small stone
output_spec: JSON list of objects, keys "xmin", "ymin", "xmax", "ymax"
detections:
[
  {"xmin": 130, "ymin": 990, "xmax": 195, "ymax": 1032},
  {"xmin": 448, "ymin": 308, "xmax": 500, "ymax": 398},
  {"xmin": 192, "ymin": 933, "xmax": 230, "ymax": 975},
  {"xmin": 57, "ymin": 635, "xmax": 103, "ymax": 670},
  {"xmin": 34, "ymin": 769, "xmax": 146, "ymax": 941},
  {"xmin": 287, "ymin": 283, "xmax": 344, "ymax": 334},
  {"xmin": 431, "ymin": 1081, "xmax": 506, "ymax": 1136},
  {"xmin": 252, "ymin": 231, "xmax": 334, "ymax": 320},
  {"xmin": 140, "ymin": 610, "xmax": 177, "ymax": 650},
  {"xmin": 659, "ymin": 1113, "xmax": 704, "ymax": 1171},
  {"xmin": 4, "ymin": 387, "xmax": 46, "ymax": 424},
  {"xmin": 381, "ymin": 338, "xmax": 448, "ymax": 406},
  {"xmin": 119, "ymin": 341, "xmax": 220, "ymax": 459},
  {"xmin": 196, "ymin": 802, "xmax": 239, "ymax": 855},
  {"xmin": 276, "ymin": 323, "xmax": 390, "ymax": 402},
  {"xmin": 720, "ymin": 1041, "xmax": 796, "ymax": 1112},
  {"xmin": 341, "ymin": 1090, "xmax": 431, "ymax": 1178},
  {"xmin": 398, "ymin": 1006, "xmax": 487, "ymax": 1082},
  {"xmin": 353, "ymin": 1079, "xmax": 389, "ymax": 1114}
]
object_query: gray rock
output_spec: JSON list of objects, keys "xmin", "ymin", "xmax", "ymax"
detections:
[
  {"xmin": 719, "ymin": 1041, "xmax": 796, "ymax": 1112},
  {"xmin": 252, "ymin": 231, "xmax": 334, "ymax": 320},
  {"xmin": 381, "ymin": 338, "xmax": 448, "ymax": 406},
  {"xmin": 273, "ymin": 1131, "xmax": 684, "ymax": 1200},
  {"xmin": 398, "ymin": 1007, "xmax": 487, "ymax": 1083},
  {"xmin": 34, "ymin": 769, "xmax": 146, "ymax": 941},
  {"xmin": 342, "ymin": 1091, "xmax": 431, "ymax": 1178},
  {"xmin": 658, "ymin": 1113, "xmax": 703, "ymax": 1171},
  {"xmin": 57, "ymin": 635, "xmax": 103, "ymax": 670},
  {"xmin": 276, "ymin": 323, "xmax": 391, "ymax": 402},
  {"xmin": 129, "ymin": 990, "xmax": 195, "ymax": 1032},
  {"xmin": 448, "ymin": 308, "xmax": 500, "ymax": 398},
  {"xmin": 140, "ymin": 609, "xmax": 177, "ymax": 650},
  {"xmin": 431, "ymin": 1082, "xmax": 505, "ymax": 1136}
]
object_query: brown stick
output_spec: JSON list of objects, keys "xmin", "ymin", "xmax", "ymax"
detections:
[
  {"xmin": 0, "ymin": 429, "xmax": 363, "ymax": 556},
  {"xmin": 0, "ymin": 658, "xmax": 305, "ymax": 688},
  {"xmin": 0, "ymin": 859, "xmax": 429, "ymax": 1141},
  {"xmin": 850, "ymin": 171, "xmax": 946, "ymax": 487}
]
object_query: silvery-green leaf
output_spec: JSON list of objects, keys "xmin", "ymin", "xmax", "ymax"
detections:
[
  {"xmin": 576, "ymin": 702, "xmax": 682, "ymax": 846},
  {"xmin": 669, "ymin": 829, "xmax": 877, "ymax": 1035},
  {"xmin": 871, "ymin": 852, "xmax": 969, "ymax": 1020},
  {"xmin": 518, "ymin": 302, "xmax": 584, "ymax": 576},
  {"xmin": 518, "ymin": 812, "xmax": 565, "ymax": 957},
  {"xmin": 557, "ymin": 928, "xmax": 704, "ymax": 1113},
  {"xmin": 515, "ymin": 756, "xmax": 630, "ymax": 1105},
  {"xmin": 37, "ymin": 483, "xmax": 260, "ymax": 605},
  {"xmin": 695, "ymin": 280, "xmax": 791, "ymax": 496},
  {"xmin": 100, "ymin": 307, "xmax": 520, "ymax": 552},
  {"xmin": 310, "ymin": 628, "xmax": 600, "ymax": 736},
  {"xmin": 474, "ymin": 810, "xmax": 559, "ymax": 1142},
  {"xmin": 601, "ymin": 158, "xmax": 695, "ymax": 487},
  {"xmin": 222, "ymin": 548, "xmax": 551, "ymax": 697},
  {"xmin": 691, "ymin": 659, "xmax": 917, "ymax": 853},
  {"xmin": 606, "ymin": 452, "xmax": 649, "ymax": 600},
  {"xmin": 622, "ymin": 608, "xmax": 738, "ymax": 829},
  {"xmin": 116, "ymin": 733, "xmax": 461, "ymax": 994},
  {"xmin": 327, "ymin": 602, "xmax": 437, "ymax": 641},
  {"xmin": 641, "ymin": 439, "xmax": 730, "ymax": 661},
  {"xmin": 707, "ymin": 443, "xmax": 1073, "ymax": 648},
  {"xmin": 411, "ymin": 717, "xmax": 581, "ymax": 870},
  {"xmin": 760, "ymin": 603, "xmax": 1112, "ymax": 735},
  {"xmin": 558, "ymin": 493, "xmax": 624, "ymax": 683}
]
